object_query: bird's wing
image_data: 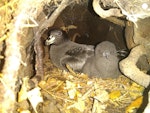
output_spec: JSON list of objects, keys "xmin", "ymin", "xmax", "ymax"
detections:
[
  {"xmin": 65, "ymin": 45, "xmax": 94, "ymax": 59},
  {"xmin": 60, "ymin": 56, "xmax": 85, "ymax": 72},
  {"xmin": 60, "ymin": 44, "xmax": 94, "ymax": 72}
]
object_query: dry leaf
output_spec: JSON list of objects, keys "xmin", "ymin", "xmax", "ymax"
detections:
[
  {"xmin": 18, "ymin": 77, "xmax": 29, "ymax": 102},
  {"xmin": 0, "ymin": 73, "xmax": 3, "ymax": 77},
  {"xmin": 126, "ymin": 96, "xmax": 143, "ymax": 113},
  {"xmin": 94, "ymin": 83, "xmax": 109, "ymax": 103},
  {"xmin": 109, "ymin": 90, "xmax": 121, "ymax": 100},
  {"xmin": 18, "ymin": 109, "xmax": 31, "ymax": 113},
  {"xmin": 27, "ymin": 87, "xmax": 43, "ymax": 113},
  {"xmin": 128, "ymin": 82, "xmax": 144, "ymax": 99},
  {"xmin": 65, "ymin": 80, "xmax": 82, "ymax": 99},
  {"xmin": 67, "ymin": 98, "xmax": 85, "ymax": 112},
  {"xmin": 92, "ymin": 98, "xmax": 107, "ymax": 113}
]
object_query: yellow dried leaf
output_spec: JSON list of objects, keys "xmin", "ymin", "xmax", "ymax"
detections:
[
  {"xmin": 68, "ymin": 88, "xmax": 77, "ymax": 99},
  {"xmin": 74, "ymin": 98, "xmax": 85, "ymax": 112},
  {"xmin": 92, "ymin": 98, "xmax": 107, "ymax": 113},
  {"xmin": 67, "ymin": 98, "xmax": 85, "ymax": 112},
  {"xmin": 20, "ymin": 110, "xmax": 31, "ymax": 113},
  {"xmin": 65, "ymin": 80, "xmax": 76, "ymax": 89},
  {"xmin": 18, "ymin": 77, "xmax": 29, "ymax": 102},
  {"xmin": 95, "ymin": 90, "xmax": 109, "ymax": 103},
  {"xmin": 66, "ymin": 80, "xmax": 76, "ymax": 99},
  {"xmin": 129, "ymin": 82, "xmax": 144, "ymax": 99},
  {"xmin": 38, "ymin": 80, "xmax": 48, "ymax": 89},
  {"xmin": 47, "ymin": 78, "xmax": 58, "ymax": 84},
  {"xmin": 126, "ymin": 96, "xmax": 143, "ymax": 113},
  {"xmin": 0, "ymin": 73, "xmax": 3, "ymax": 77},
  {"xmin": 18, "ymin": 109, "xmax": 31, "ymax": 113},
  {"xmin": 109, "ymin": 90, "xmax": 121, "ymax": 100},
  {"xmin": 17, "ymin": 100, "xmax": 29, "ymax": 113},
  {"xmin": 65, "ymin": 80, "xmax": 82, "ymax": 99}
]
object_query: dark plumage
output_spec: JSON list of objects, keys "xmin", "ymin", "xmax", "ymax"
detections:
[
  {"xmin": 45, "ymin": 29, "xmax": 94, "ymax": 72},
  {"xmin": 82, "ymin": 41, "xmax": 120, "ymax": 78}
]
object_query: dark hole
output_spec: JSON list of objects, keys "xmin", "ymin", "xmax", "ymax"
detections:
[{"xmin": 51, "ymin": 4, "xmax": 127, "ymax": 51}]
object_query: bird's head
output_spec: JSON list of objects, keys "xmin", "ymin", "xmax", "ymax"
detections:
[
  {"xmin": 95, "ymin": 41, "xmax": 117, "ymax": 59},
  {"xmin": 45, "ymin": 29, "xmax": 69, "ymax": 45}
]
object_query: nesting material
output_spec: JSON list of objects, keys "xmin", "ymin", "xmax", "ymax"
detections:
[
  {"xmin": 37, "ymin": 66, "xmax": 144, "ymax": 113},
  {"xmin": 32, "ymin": 47, "xmax": 144, "ymax": 113}
]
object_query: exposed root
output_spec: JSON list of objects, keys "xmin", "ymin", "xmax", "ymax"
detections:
[
  {"xmin": 92, "ymin": 0, "xmax": 126, "ymax": 26},
  {"xmin": 119, "ymin": 45, "xmax": 150, "ymax": 87},
  {"xmin": 33, "ymin": 0, "xmax": 72, "ymax": 83},
  {"xmin": 92, "ymin": 0, "xmax": 122, "ymax": 18}
]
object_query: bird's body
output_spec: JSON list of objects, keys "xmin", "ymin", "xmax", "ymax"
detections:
[
  {"xmin": 83, "ymin": 41, "xmax": 120, "ymax": 78},
  {"xmin": 45, "ymin": 29, "xmax": 94, "ymax": 72}
]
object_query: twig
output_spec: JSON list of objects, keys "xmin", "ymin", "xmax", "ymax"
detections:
[{"xmin": 66, "ymin": 64, "xmax": 77, "ymax": 77}]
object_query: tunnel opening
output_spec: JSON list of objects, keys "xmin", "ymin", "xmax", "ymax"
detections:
[
  {"xmin": 42, "ymin": 3, "xmax": 128, "ymax": 75},
  {"xmin": 46, "ymin": 3, "xmax": 127, "ymax": 49},
  {"xmin": 40, "ymin": 3, "xmax": 143, "ymax": 113},
  {"xmin": 25, "ymin": 2, "xmax": 150, "ymax": 113}
]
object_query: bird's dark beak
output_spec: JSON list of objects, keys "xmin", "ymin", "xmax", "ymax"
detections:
[
  {"xmin": 103, "ymin": 51, "xmax": 110, "ymax": 59},
  {"xmin": 45, "ymin": 35, "xmax": 55, "ymax": 45}
]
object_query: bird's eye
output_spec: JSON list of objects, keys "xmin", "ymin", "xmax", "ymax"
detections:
[
  {"xmin": 48, "ymin": 35, "xmax": 54, "ymax": 39},
  {"xmin": 56, "ymin": 30, "xmax": 62, "ymax": 36},
  {"xmin": 47, "ymin": 36, "xmax": 50, "ymax": 40}
]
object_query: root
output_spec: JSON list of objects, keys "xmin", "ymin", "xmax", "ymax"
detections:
[
  {"xmin": 119, "ymin": 45, "xmax": 150, "ymax": 87},
  {"xmin": 92, "ymin": 0, "xmax": 125, "ymax": 26}
]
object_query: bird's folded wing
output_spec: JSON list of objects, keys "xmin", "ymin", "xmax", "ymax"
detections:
[
  {"xmin": 60, "ymin": 55, "xmax": 86, "ymax": 72},
  {"xmin": 65, "ymin": 45, "xmax": 94, "ymax": 58}
]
